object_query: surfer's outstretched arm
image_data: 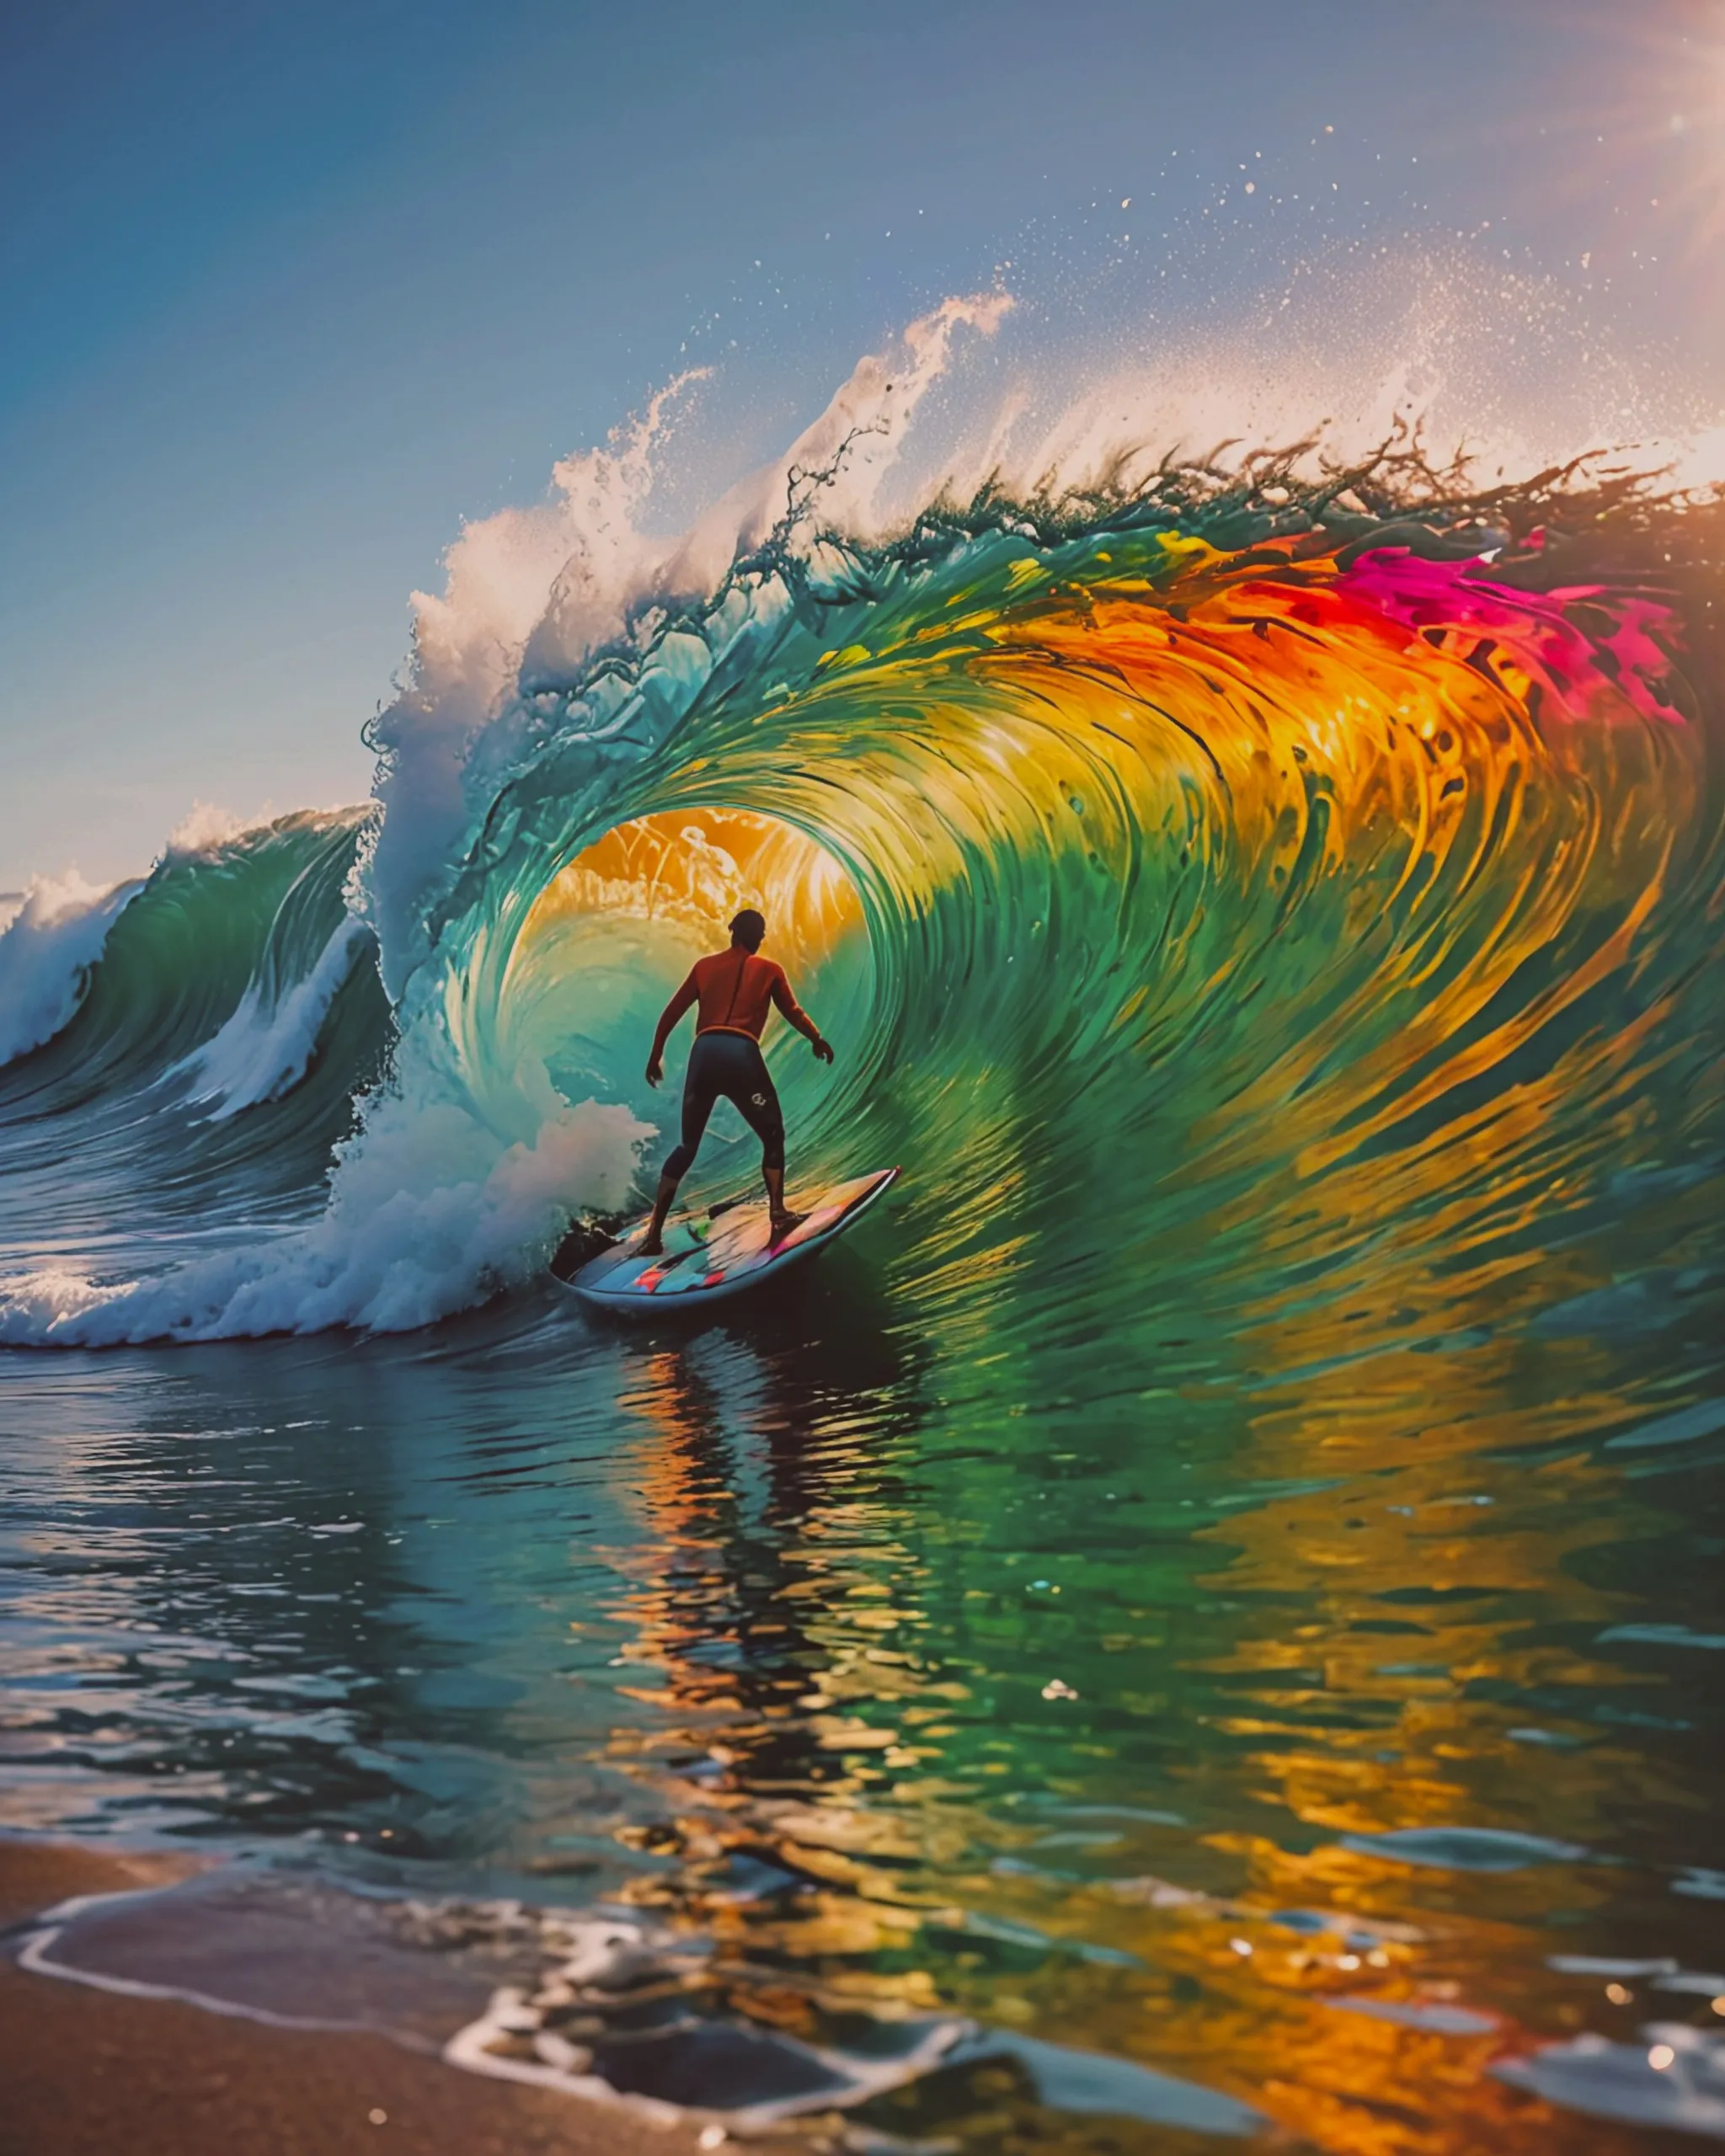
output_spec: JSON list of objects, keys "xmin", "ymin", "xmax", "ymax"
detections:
[
  {"xmin": 770, "ymin": 970, "xmax": 835, "ymax": 1063},
  {"xmin": 645, "ymin": 973, "xmax": 698, "ymax": 1086}
]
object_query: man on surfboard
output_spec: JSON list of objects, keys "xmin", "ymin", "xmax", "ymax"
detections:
[{"xmin": 639, "ymin": 909, "xmax": 834, "ymax": 1257}]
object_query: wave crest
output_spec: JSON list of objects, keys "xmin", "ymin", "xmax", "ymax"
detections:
[{"xmin": 4, "ymin": 304, "xmax": 1722, "ymax": 1347}]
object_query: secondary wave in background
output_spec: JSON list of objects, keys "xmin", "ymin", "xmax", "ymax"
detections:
[{"xmin": 0, "ymin": 809, "xmax": 388, "ymax": 1263}]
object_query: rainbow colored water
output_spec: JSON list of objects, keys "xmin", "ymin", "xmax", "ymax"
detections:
[{"xmin": 3, "ymin": 431, "xmax": 1723, "ymax": 2148}]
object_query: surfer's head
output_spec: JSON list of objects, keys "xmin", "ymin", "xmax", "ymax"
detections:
[{"xmin": 729, "ymin": 909, "xmax": 766, "ymax": 951}]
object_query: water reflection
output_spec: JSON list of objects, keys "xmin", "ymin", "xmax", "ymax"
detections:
[{"xmin": 3, "ymin": 1251, "xmax": 1722, "ymax": 2148}]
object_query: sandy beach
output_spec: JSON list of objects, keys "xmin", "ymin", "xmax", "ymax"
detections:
[{"xmin": 0, "ymin": 1840, "xmax": 702, "ymax": 2156}]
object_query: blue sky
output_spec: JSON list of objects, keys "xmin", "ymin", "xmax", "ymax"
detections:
[{"xmin": 3, "ymin": 0, "xmax": 1720, "ymax": 885}]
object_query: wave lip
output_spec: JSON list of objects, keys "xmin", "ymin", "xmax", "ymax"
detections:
[
  {"xmin": 0, "ymin": 868, "xmax": 143, "ymax": 1067},
  {"xmin": 174, "ymin": 912, "xmax": 373, "ymax": 1121}
]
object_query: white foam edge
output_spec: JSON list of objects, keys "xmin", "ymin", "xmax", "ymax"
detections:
[
  {"xmin": 17, "ymin": 1908, "xmax": 433, "ymax": 2047},
  {"xmin": 444, "ymin": 1968, "xmax": 967, "ymax": 2132},
  {"xmin": 0, "ymin": 872, "xmax": 146, "ymax": 1067}
]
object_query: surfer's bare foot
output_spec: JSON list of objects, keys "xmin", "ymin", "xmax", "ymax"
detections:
[
  {"xmin": 770, "ymin": 1209, "xmax": 806, "ymax": 1242},
  {"xmin": 638, "ymin": 1235, "xmax": 665, "ymax": 1258}
]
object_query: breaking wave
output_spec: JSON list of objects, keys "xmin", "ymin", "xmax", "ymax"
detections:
[{"xmin": 3, "ymin": 299, "xmax": 1722, "ymax": 1354}]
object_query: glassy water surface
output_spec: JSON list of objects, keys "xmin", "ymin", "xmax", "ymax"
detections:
[{"xmin": 5, "ymin": 1235, "xmax": 1722, "ymax": 2149}]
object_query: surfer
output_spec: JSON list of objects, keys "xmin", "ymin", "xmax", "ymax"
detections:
[{"xmin": 639, "ymin": 909, "xmax": 835, "ymax": 1256}]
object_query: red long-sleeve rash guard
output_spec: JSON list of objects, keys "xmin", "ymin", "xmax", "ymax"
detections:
[{"xmin": 652, "ymin": 949, "xmax": 821, "ymax": 1058}]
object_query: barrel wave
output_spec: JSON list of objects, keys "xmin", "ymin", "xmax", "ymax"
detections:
[{"xmin": 3, "ymin": 319, "xmax": 1720, "ymax": 1359}]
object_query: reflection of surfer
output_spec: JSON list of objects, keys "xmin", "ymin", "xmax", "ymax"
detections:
[{"xmin": 641, "ymin": 909, "xmax": 834, "ymax": 1257}]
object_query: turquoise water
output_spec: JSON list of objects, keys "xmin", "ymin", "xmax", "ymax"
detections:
[{"xmin": 3, "ymin": 442, "xmax": 1723, "ymax": 2147}]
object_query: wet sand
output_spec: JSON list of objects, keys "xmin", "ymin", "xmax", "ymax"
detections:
[{"xmin": 0, "ymin": 1840, "xmax": 702, "ymax": 2156}]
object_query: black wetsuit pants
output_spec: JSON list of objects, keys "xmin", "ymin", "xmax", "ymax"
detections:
[{"xmin": 664, "ymin": 1032, "xmax": 784, "ymax": 1182}]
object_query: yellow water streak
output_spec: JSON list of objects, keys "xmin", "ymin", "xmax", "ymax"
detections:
[{"xmin": 514, "ymin": 807, "xmax": 860, "ymax": 982}]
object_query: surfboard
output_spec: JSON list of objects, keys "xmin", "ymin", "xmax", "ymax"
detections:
[{"xmin": 553, "ymin": 1166, "xmax": 900, "ymax": 1314}]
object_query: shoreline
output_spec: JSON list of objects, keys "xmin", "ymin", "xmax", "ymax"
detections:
[{"xmin": 0, "ymin": 1838, "xmax": 702, "ymax": 2156}]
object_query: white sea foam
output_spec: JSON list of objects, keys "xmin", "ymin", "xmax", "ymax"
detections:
[
  {"xmin": 176, "ymin": 913, "xmax": 372, "ymax": 1120},
  {"xmin": 0, "ymin": 1043, "xmax": 650, "ymax": 1342},
  {"xmin": 166, "ymin": 799, "xmax": 249, "ymax": 856},
  {"xmin": 0, "ymin": 868, "xmax": 144, "ymax": 1068}
]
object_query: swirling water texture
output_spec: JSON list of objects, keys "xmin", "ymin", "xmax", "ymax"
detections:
[
  {"xmin": 2, "ymin": 478, "xmax": 1722, "ymax": 1351},
  {"xmin": 432, "ymin": 496, "xmax": 1723, "ymax": 1377}
]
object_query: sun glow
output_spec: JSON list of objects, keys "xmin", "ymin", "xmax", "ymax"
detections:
[
  {"xmin": 518, "ymin": 808, "xmax": 862, "ymax": 974},
  {"xmin": 1584, "ymin": 17, "xmax": 1725, "ymax": 261}
]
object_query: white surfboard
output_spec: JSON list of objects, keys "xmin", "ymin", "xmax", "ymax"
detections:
[{"xmin": 553, "ymin": 1167, "xmax": 900, "ymax": 1314}]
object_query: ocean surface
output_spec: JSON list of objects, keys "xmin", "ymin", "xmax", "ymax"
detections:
[{"xmin": 3, "ymin": 314, "xmax": 1723, "ymax": 2148}]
